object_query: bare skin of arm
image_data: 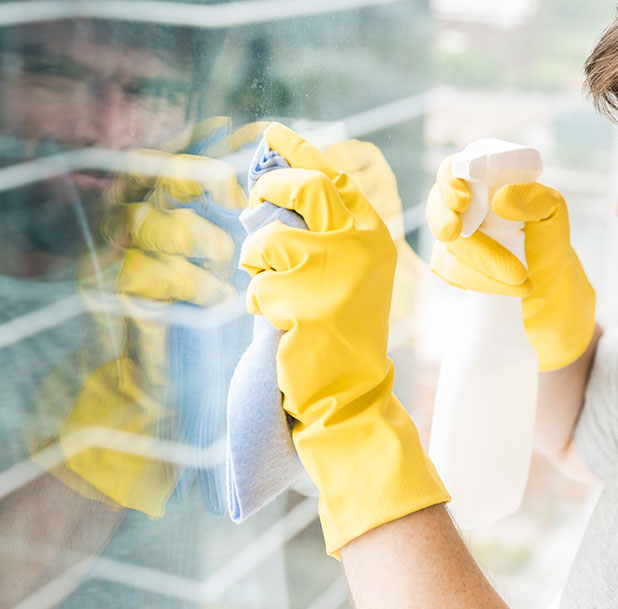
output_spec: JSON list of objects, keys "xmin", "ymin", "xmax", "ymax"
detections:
[
  {"xmin": 339, "ymin": 326, "xmax": 605, "ymax": 609},
  {"xmin": 533, "ymin": 323, "xmax": 604, "ymax": 484},
  {"xmin": 341, "ymin": 503, "xmax": 509, "ymax": 609},
  {"xmin": 0, "ymin": 464, "xmax": 124, "ymax": 609}
]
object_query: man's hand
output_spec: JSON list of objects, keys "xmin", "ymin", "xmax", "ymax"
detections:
[
  {"xmin": 426, "ymin": 155, "xmax": 601, "ymax": 482},
  {"xmin": 241, "ymin": 123, "xmax": 449, "ymax": 556},
  {"xmin": 426, "ymin": 155, "xmax": 595, "ymax": 371}
]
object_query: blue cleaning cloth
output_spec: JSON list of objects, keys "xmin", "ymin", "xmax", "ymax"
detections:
[
  {"xmin": 246, "ymin": 138, "xmax": 290, "ymax": 189},
  {"xmin": 226, "ymin": 140, "xmax": 310, "ymax": 522}
]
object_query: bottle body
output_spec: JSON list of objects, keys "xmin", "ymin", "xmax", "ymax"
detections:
[{"xmin": 429, "ymin": 213, "xmax": 539, "ymax": 529}]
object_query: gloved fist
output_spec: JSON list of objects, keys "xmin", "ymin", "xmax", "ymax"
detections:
[
  {"xmin": 426, "ymin": 155, "xmax": 595, "ymax": 370},
  {"xmin": 241, "ymin": 122, "xmax": 448, "ymax": 556}
]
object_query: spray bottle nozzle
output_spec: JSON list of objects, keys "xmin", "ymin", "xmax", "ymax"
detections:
[{"xmin": 453, "ymin": 139, "xmax": 542, "ymax": 237}]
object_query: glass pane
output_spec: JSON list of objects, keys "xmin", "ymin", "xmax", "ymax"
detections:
[
  {"xmin": 0, "ymin": 2, "xmax": 429, "ymax": 608},
  {"xmin": 0, "ymin": 1, "xmax": 616, "ymax": 608}
]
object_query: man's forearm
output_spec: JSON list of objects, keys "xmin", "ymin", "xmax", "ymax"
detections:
[
  {"xmin": 0, "ymin": 466, "xmax": 124, "ymax": 608},
  {"xmin": 341, "ymin": 504, "xmax": 509, "ymax": 609},
  {"xmin": 534, "ymin": 323, "xmax": 603, "ymax": 483}
]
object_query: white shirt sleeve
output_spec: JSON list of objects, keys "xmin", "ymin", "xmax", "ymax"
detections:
[{"xmin": 574, "ymin": 330, "xmax": 618, "ymax": 481}]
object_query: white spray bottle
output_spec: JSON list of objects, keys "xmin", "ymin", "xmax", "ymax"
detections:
[{"xmin": 428, "ymin": 139, "xmax": 542, "ymax": 529}]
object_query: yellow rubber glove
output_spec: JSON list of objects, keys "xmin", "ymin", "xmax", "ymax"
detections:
[
  {"xmin": 323, "ymin": 139, "xmax": 424, "ymax": 346},
  {"xmin": 426, "ymin": 156, "xmax": 595, "ymax": 370},
  {"xmin": 241, "ymin": 122, "xmax": 449, "ymax": 556}
]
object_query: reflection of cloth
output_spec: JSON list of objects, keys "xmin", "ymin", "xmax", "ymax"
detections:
[
  {"xmin": 168, "ymin": 192, "xmax": 251, "ymax": 515},
  {"xmin": 0, "ymin": 117, "xmax": 291, "ymax": 608},
  {"xmin": 558, "ymin": 331, "xmax": 618, "ymax": 607},
  {"xmin": 166, "ymin": 120, "xmax": 258, "ymax": 514},
  {"xmin": 227, "ymin": 140, "xmax": 308, "ymax": 522}
]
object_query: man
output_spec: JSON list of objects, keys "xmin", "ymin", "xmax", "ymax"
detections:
[{"xmin": 240, "ymin": 13, "xmax": 618, "ymax": 609}]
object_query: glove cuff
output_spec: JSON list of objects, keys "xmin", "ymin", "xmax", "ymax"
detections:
[
  {"xmin": 525, "ymin": 250, "xmax": 596, "ymax": 371},
  {"xmin": 292, "ymin": 369, "xmax": 450, "ymax": 558}
]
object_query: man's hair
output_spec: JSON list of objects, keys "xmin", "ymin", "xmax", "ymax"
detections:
[{"xmin": 584, "ymin": 12, "xmax": 618, "ymax": 121}]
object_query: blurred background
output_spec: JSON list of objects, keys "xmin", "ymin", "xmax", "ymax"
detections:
[{"xmin": 0, "ymin": 0, "xmax": 616, "ymax": 608}]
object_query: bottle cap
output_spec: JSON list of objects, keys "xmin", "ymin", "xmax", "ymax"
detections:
[{"xmin": 453, "ymin": 139, "xmax": 542, "ymax": 237}]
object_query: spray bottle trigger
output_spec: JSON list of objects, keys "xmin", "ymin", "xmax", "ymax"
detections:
[{"xmin": 459, "ymin": 181, "xmax": 490, "ymax": 238}]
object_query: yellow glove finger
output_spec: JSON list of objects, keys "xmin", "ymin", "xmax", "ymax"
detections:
[
  {"xmin": 244, "ymin": 270, "xmax": 289, "ymax": 330},
  {"xmin": 492, "ymin": 182, "xmax": 566, "ymax": 223},
  {"xmin": 119, "ymin": 250, "xmax": 234, "ymax": 306},
  {"xmin": 152, "ymin": 154, "xmax": 246, "ymax": 210},
  {"xmin": 170, "ymin": 209, "xmax": 235, "ymax": 276},
  {"xmin": 105, "ymin": 150, "xmax": 245, "ymax": 211},
  {"xmin": 264, "ymin": 122, "xmax": 380, "ymax": 225},
  {"xmin": 430, "ymin": 241, "xmax": 532, "ymax": 297},
  {"xmin": 244, "ymin": 241, "xmax": 358, "ymax": 331},
  {"xmin": 323, "ymin": 139, "xmax": 402, "ymax": 230},
  {"xmin": 249, "ymin": 168, "xmax": 353, "ymax": 232},
  {"xmin": 242, "ymin": 224, "xmax": 378, "ymax": 330},
  {"xmin": 425, "ymin": 156, "xmax": 472, "ymax": 242},
  {"xmin": 264, "ymin": 122, "xmax": 339, "ymax": 179},
  {"xmin": 436, "ymin": 155, "xmax": 472, "ymax": 213},
  {"xmin": 445, "ymin": 230, "xmax": 530, "ymax": 289},
  {"xmin": 492, "ymin": 182, "xmax": 572, "ymax": 272},
  {"xmin": 240, "ymin": 219, "xmax": 322, "ymax": 276},
  {"xmin": 492, "ymin": 182, "xmax": 570, "ymax": 253},
  {"xmin": 426, "ymin": 183, "xmax": 463, "ymax": 242},
  {"xmin": 102, "ymin": 202, "xmax": 150, "ymax": 247},
  {"xmin": 103, "ymin": 205, "xmax": 235, "ymax": 276}
]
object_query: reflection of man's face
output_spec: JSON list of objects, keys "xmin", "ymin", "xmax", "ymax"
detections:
[
  {"xmin": 2, "ymin": 22, "xmax": 193, "ymax": 155},
  {"xmin": 0, "ymin": 21, "xmax": 196, "ymax": 271}
]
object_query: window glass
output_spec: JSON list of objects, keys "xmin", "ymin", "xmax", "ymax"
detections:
[{"xmin": 0, "ymin": 1, "xmax": 615, "ymax": 608}]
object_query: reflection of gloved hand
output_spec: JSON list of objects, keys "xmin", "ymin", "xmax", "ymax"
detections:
[
  {"xmin": 102, "ymin": 150, "xmax": 242, "ymax": 306},
  {"xmin": 36, "ymin": 119, "xmax": 259, "ymax": 517},
  {"xmin": 241, "ymin": 123, "xmax": 448, "ymax": 556},
  {"xmin": 426, "ymin": 156, "xmax": 595, "ymax": 370},
  {"xmin": 58, "ymin": 148, "xmax": 245, "ymax": 517}
]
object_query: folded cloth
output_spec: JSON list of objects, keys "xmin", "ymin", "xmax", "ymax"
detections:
[{"xmin": 226, "ymin": 140, "xmax": 309, "ymax": 522}]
